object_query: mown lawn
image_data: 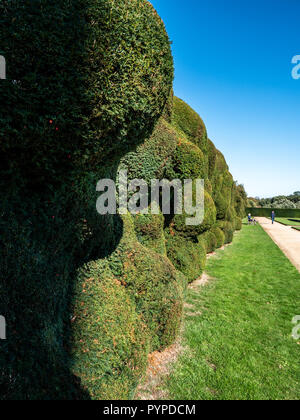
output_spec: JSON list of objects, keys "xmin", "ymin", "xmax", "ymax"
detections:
[
  {"xmin": 274, "ymin": 217, "xmax": 300, "ymax": 226},
  {"xmin": 165, "ymin": 224, "xmax": 300, "ymax": 400}
]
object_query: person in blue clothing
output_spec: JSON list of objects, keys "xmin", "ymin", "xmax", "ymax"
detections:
[{"xmin": 271, "ymin": 210, "xmax": 276, "ymax": 224}]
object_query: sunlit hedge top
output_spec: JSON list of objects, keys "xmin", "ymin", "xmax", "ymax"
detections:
[
  {"xmin": 172, "ymin": 97, "xmax": 208, "ymax": 153},
  {"xmin": 0, "ymin": 0, "xmax": 174, "ymax": 186}
]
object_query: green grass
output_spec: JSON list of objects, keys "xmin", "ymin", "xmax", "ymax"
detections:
[
  {"xmin": 293, "ymin": 227, "xmax": 300, "ymax": 232},
  {"xmin": 273, "ymin": 217, "xmax": 300, "ymax": 227},
  {"xmin": 165, "ymin": 224, "xmax": 300, "ymax": 400}
]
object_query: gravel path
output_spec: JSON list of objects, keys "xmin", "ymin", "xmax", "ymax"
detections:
[{"xmin": 256, "ymin": 217, "xmax": 300, "ymax": 273}]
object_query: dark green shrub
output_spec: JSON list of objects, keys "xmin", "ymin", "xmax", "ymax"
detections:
[
  {"xmin": 0, "ymin": 0, "xmax": 173, "ymax": 186},
  {"xmin": 165, "ymin": 138, "xmax": 207, "ymax": 181},
  {"xmin": 172, "ymin": 190, "xmax": 216, "ymax": 237},
  {"xmin": 119, "ymin": 117, "xmax": 177, "ymax": 184},
  {"xmin": 0, "ymin": 0, "xmax": 175, "ymax": 400},
  {"xmin": 0, "ymin": 186, "xmax": 105, "ymax": 400},
  {"xmin": 212, "ymin": 170, "xmax": 234, "ymax": 221},
  {"xmin": 208, "ymin": 139, "xmax": 217, "ymax": 178},
  {"xmin": 199, "ymin": 230, "xmax": 217, "ymax": 254},
  {"xmin": 214, "ymin": 190, "xmax": 230, "ymax": 220},
  {"xmin": 211, "ymin": 226, "xmax": 225, "ymax": 248},
  {"xmin": 165, "ymin": 230, "xmax": 206, "ymax": 283},
  {"xmin": 206, "ymin": 179, "xmax": 213, "ymax": 195},
  {"xmin": 133, "ymin": 211, "xmax": 166, "ymax": 256},
  {"xmin": 217, "ymin": 221, "xmax": 235, "ymax": 244},
  {"xmin": 162, "ymin": 89, "xmax": 174, "ymax": 123},
  {"xmin": 234, "ymin": 216, "xmax": 242, "ymax": 231},
  {"xmin": 0, "ymin": 3, "xmax": 245, "ymax": 398},
  {"xmin": 172, "ymin": 97, "xmax": 208, "ymax": 154},
  {"xmin": 225, "ymin": 206, "xmax": 235, "ymax": 222},
  {"xmin": 246, "ymin": 207, "xmax": 300, "ymax": 218},
  {"xmin": 234, "ymin": 184, "xmax": 247, "ymax": 217},
  {"xmin": 214, "ymin": 150, "xmax": 229, "ymax": 174},
  {"xmin": 107, "ymin": 214, "xmax": 184, "ymax": 351},
  {"xmin": 70, "ymin": 260, "xmax": 149, "ymax": 400}
]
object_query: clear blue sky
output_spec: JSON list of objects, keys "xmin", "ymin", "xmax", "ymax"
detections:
[{"xmin": 150, "ymin": 0, "xmax": 300, "ymax": 198}]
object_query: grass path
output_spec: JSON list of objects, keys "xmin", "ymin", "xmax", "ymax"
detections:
[
  {"xmin": 257, "ymin": 217, "xmax": 300, "ymax": 273},
  {"xmin": 164, "ymin": 224, "xmax": 300, "ymax": 400},
  {"xmin": 274, "ymin": 218, "xmax": 300, "ymax": 227}
]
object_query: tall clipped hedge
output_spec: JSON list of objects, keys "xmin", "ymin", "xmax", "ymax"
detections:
[
  {"xmin": 0, "ymin": 0, "xmax": 173, "ymax": 186},
  {"xmin": 0, "ymin": 0, "xmax": 175, "ymax": 400},
  {"xmin": 0, "ymin": 0, "xmax": 245, "ymax": 401},
  {"xmin": 133, "ymin": 211, "xmax": 167, "ymax": 256},
  {"xmin": 246, "ymin": 207, "xmax": 300, "ymax": 218},
  {"xmin": 105, "ymin": 214, "xmax": 184, "ymax": 352},
  {"xmin": 163, "ymin": 96, "xmax": 244, "ymax": 285}
]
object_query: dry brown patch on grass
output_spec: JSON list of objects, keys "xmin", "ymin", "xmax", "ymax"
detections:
[
  {"xmin": 184, "ymin": 302, "xmax": 202, "ymax": 317},
  {"xmin": 135, "ymin": 336, "xmax": 184, "ymax": 400},
  {"xmin": 188, "ymin": 272, "xmax": 211, "ymax": 290},
  {"xmin": 207, "ymin": 251, "xmax": 217, "ymax": 259},
  {"xmin": 185, "ymin": 311, "xmax": 202, "ymax": 317},
  {"xmin": 184, "ymin": 302, "xmax": 194, "ymax": 309}
]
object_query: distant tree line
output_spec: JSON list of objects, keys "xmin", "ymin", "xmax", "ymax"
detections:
[{"xmin": 248, "ymin": 192, "xmax": 300, "ymax": 209}]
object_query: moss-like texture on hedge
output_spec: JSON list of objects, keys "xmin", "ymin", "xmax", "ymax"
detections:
[
  {"xmin": 199, "ymin": 230, "xmax": 217, "ymax": 254},
  {"xmin": 172, "ymin": 190, "xmax": 217, "ymax": 238},
  {"xmin": 71, "ymin": 261, "xmax": 149, "ymax": 400},
  {"xmin": 119, "ymin": 118, "xmax": 178, "ymax": 184},
  {"xmin": 0, "ymin": 183, "xmax": 106, "ymax": 400},
  {"xmin": 234, "ymin": 216, "xmax": 243, "ymax": 231},
  {"xmin": 217, "ymin": 221, "xmax": 235, "ymax": 244},
  {"xmin": 0, "ymin": 0, "xmax": 173, "ymax": 185},
  {"xmin": 163, "ymin": 96, "xmax": 245, "ymax": 290},
  {"xmin": 133, "ymin": 211, "xmax": 167, "ymax": 256},
  {"xmin": 107, "ymin": 214, "xmax": 184, "ymax": 351},
  {"xmin": 165, "ymin": 231, "xmax": 206, "ymax": 283},
  {"xmin": 211, "ymin": 226, "xmax": 226, "ymax": 248},
  {"xmin": 166, "ymin": 138, "xmax": 207, "ymax": 181},
  {"xmin": 172, "ymin": 97, "xmax": 208, "ymax": 153}
]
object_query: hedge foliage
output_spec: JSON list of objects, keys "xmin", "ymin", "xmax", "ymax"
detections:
[
  {"xmin": 211, "ymin": 226, "xmax": 226, "ymax": 248},
  {"xmin": 246, "ymin": 207, "xmax": 300, "ymax": 218},
  {"xmin": 105, "ymin": 214, "xmax": 184, "ymax": 352},
  {"xmin": 199, "ymin": 230, "xmax": 217, "ymax": 254},
  {"xmin": 165, "ymin": 230, "xmax": 207, "ymax": 283},
  {"xmin": 166, "ymin": 137, "xmax": 206, "ymax": 181},
  {"xmin": 0, "ymin": 0, "xmax": 173, "ymax": 186},
  {"xmin": 171, "ymin": 190, "xmax": 217, "ymax": 238},
  {"xmin": 172, "ymin": 97, "xmax": 208, "ymax": 154},
  {"xmin": 71, "ymin": 261, "xmax": 149, "ymax": 400},
  {"xmin": 133, "ymin": 211, "xmax": 167, "ymax": 256},
  {"xmin": 119, "ymin": 117, "xmax": 178, "ymax": 184},
  {"xmin": 0, "ymin": 0, "xmax": 246, "ymax": 401}
]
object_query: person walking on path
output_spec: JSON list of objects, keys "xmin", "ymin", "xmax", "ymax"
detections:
[{"xmin": 271, "ymin": 210, "xmax": 276, "ymax": 224}]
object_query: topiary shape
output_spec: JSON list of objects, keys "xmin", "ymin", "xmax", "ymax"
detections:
[
  {"xmin": 165, "ymin": 230, "xmax": 206, "ymax": 283},
  {"xmin": 70, "ymin": 260, "xmax": 149, "ymax": 400},
  {"xmin": 0, "ymin": 0, "xmax": 174, "ymax": 187}
]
